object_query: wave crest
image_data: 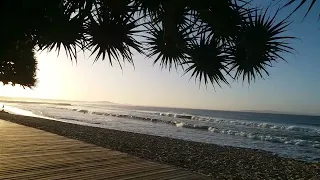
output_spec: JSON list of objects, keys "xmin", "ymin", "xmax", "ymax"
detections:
[{"xmin": 43, "ymin": 106, "xmax": 320, "ymax": 148}]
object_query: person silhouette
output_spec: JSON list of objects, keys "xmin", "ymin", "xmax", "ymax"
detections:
[{"xmin": 2, "ymin": 105, "xmax": 4, "ymax": 111}]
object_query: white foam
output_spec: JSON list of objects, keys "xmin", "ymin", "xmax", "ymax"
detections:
[
  {"xmin": 206, "ymin": 126, "xmax": 318, "ymax": 147},
  {"xmin": 208, "ymin": 127, "xmax": 219, "ymax": 133},
  {"xmin": 3, "ymin": 105, "xmax": 55, "ymax": 120},
  {"xmin": 175, "ymin": 122, "xmax": 184, "ymax": 127},
  {"xmin": 313, "ymin": 144, "xmax": 320, "ymax": 148},
  {"xmin": 42, "ymin": 106, "xmax": 320, "ymax": 135}
]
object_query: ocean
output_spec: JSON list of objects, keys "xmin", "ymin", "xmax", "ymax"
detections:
[{"xmin": 3, "ymin": 101, "xmax": 320, "ymax": 162}]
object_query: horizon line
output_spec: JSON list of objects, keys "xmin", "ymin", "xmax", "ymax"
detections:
[{"xmin": 0, "ymin": 95, "xmax": 319, "ymax": 117}]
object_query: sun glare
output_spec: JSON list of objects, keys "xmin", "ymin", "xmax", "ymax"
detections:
[{"xmin": 0, "ymin": 51, "xmax": 73, "ymax": 100}]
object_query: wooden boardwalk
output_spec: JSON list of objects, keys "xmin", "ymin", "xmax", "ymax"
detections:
[{"xmin": 0, "ymin": 120, "xmax": 208, "ymax": 180}]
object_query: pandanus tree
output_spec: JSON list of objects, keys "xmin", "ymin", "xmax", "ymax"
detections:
[{"xmin": 0, "ymin": 0, "xmax": 317, "ymax": 88}]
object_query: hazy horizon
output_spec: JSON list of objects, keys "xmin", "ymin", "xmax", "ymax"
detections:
[{"xmin": 1, "ymin": 95, "xmax": 319, "ymax": 117}]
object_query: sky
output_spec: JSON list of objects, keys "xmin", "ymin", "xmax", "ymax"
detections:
[{"xmin": 1, "ymin": 1, "xmax": 320, "ymax": 115}]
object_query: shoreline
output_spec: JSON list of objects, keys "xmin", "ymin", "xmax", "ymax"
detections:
[{"xmin": 1, "ymin": 112, "xmax": 319, "ymax": 179}]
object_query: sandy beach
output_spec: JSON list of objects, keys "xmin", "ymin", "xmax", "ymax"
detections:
[{"xmin": 1, "ymin": 112, "xmax": 319, "ymax": 179}]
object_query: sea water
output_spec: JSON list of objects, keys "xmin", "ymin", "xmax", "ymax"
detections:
[{"xmin": 3, "ymin": 101, "xmax": 320, "ymax": 162}]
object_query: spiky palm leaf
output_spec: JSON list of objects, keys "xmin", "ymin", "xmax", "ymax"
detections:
[
  {"xmin": 63, "ymin": 0, "xmax": 94, "ymax": 17},
  {"xmin": 144, "ymin": 23, "xmax": 192, "ymax": 70},
  {"xmin": 0, "ymin": 0, "xmax": 61, "ymax": 45},
  {"xmin": 0, "ymin": 0, "xmax": 301, "ymax": 88},
  {"xmin": 134, "ymin": 0, "xmax": 163, "ymax": 17},
  {"xmin": 281, "ymin": 0, "xmax": 317, "ymax": 17},
  {"xmin": 147, "ymin": 1, "xmax": 194, "ymax": 70},
  {"xmin": 36, "ymin": 11, "xmax": 84, "ymax": 61},
  {"xmin": 184, "ymin": 36, "xmax": 230, "ymax": 86},
  {"xmin": 227, "ymin": 9, "xmax": 295, "ymax": 83},
  {"xmin": 99, "ymin": 0, "xmax": 135, "ymax": 16},
  {"xmin": 191, "ymin": 0, "xmax": 250, "ymax": 42},
  {"xmin": 85, "ymin": 11, "xmax": 143, "ymax": 67}
]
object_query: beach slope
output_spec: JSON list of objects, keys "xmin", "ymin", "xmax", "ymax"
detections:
[{"xmin": 0, "ymin": 112, "xmax": 319, "ymax": 179}]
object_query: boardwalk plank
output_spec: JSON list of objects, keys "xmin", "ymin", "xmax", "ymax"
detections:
[{"xmin": 0, "ymin": 120, "xmax": 209, "ymax": 179}]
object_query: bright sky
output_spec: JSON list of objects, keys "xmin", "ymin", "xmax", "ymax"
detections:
[{"xmin": 1, "ymin": 1, "xmax": 320, "ymax": 115}]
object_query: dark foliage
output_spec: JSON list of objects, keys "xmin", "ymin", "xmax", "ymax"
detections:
[{"xmin": 0, "ymin": 0, "xmax": 314, "ymax": 87}]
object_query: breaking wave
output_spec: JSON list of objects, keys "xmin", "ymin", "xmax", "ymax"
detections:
[
  {"xmin": 160, "ymin": 112, "xmax": 320, "ymax": 134},
  {"xmin": 43, "ymin": 107, "xmax": 320, "ymax": 149},
  {"xmin": 46, "ymin": 106, "xmax": 320, "ymax": 134}
]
